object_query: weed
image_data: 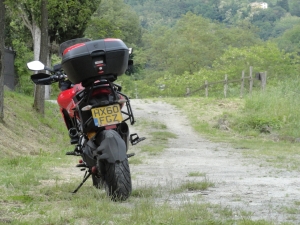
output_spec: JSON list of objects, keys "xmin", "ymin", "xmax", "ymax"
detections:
[
  {"xmin": 188, "ymin": 171, "xmax": 206, "ymax": 177},
  {"xmin": 151, "ymin": 131, "xmax": 177, "ymax": 140},
  {"xmin": 141, "ymin": 145, "xmax": 164, "ymax": 155},
  {"xmin": 172, "ymin": 178, "xmax": 215, "ymax": 194},
  {"xmin": 131, "ymin": 186, "xmax": 159, "ymax": 198},
  {"xmin": 128, "ymin": 156, "xmax": 143, "ymax": 165}
]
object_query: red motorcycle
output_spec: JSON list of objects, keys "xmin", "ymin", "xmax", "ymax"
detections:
[{"xmin": 27, "ymin": 38, "xmax": 145, "ymax": 201}]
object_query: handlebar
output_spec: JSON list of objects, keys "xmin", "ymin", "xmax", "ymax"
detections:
[
  {"xmin": 32, "ymin": 73, "xmax": 67, "ymax": 85},
  {"xmin": 37, "ymin": 75, "xmax": 58, "ymax": 84}
]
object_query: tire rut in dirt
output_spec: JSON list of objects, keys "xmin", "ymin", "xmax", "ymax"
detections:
[{"xmin": 104, "ymin": 159, "xmax": 132, "ymax": 201}]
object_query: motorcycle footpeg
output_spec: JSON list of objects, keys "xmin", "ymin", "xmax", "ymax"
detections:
[
  {"xmin": 127, "ymin": 153, "xmax": 135, "ymax": 158},
  {"xmin": 76, "ymin": 163, "xmax": 87, "ymax": 168},
  {"xmin": 66, "ymin": 150, "xmax": 81, "ymax": 156},
  {"xmin": 130, "ymin": 133, "xmax": 146, "ymax": 145},
  {"xmin": 66, "ymin": 151, "xmax": 76, "ymax": 155}
]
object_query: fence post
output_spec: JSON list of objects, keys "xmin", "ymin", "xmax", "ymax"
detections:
[
  {"xmin": 186, "ymin": 87, "xmax": 190, "ymax": 96},
  {"xmin": 224, "ymin": 74, "xmax": 228, "ymax": 98},
  {"xmin": 205, "ymin": 80, "xmax": 208, "ymax": 97},
  {"xmin": 240, "ymin": 70, "xmax": 245, "ymax": 98},
  {"xmin": 261, "ymin": 71, "xmax": 267, "ymax": 91},
  {"xmin": 249, "ymin": 66, "xmax": 253, "ymax": 95}
]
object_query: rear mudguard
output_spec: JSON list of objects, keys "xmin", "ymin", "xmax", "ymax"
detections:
[
  {"xmin": 82, "ymin": 130, "xmax": 127, "ymax": 165},
  {"xmin": 94, "ymin": 130, "xmax": 127, "ymax": 163}
]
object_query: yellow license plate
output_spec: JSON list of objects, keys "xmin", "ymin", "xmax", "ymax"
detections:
[{"xmin": 91, "ymin": 104, "xmax": 123, "ymax": 127}]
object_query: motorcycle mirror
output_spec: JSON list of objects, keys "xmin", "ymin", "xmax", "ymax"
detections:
[
  {"xmin": 27, "ymin": 61, "xmax": 45, "ymax": 71},
  {"xmin": 129, "ymin": 48, "xmax": 133, "ymax": 55}
]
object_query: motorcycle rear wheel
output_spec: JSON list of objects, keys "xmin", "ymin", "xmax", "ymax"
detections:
[{"xmin": 104, "ymin": 159, "xmax": 132, "ymax": 201}]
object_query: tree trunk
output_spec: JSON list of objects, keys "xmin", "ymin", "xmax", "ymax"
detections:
[
  {"xmin": 0, "ymin": 0, "xmax": 5, "ymax": 121},
  {"xmin": 33, "ymin": 0, "xmax": 48, "ymax": 115},
  {"xmin": 33, "ymin": 23, "xmax": 41, "ymax": 61},
  {"xmin": 45, "ymin": 50, "xmax": 51, "ymax": 100}
]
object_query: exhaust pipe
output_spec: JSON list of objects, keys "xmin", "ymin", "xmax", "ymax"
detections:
[
  {"xmin": 69, "ymin": 128, "xmax": 79, "ymax": 144},
  {"xmin": 117, "ymin": 122, "xmax": 130, "ymax": 151}
]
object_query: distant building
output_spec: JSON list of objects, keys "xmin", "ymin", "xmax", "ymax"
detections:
[{"xmin": 250, "ymin": 2, "xmax": 268, "ymax": 9}]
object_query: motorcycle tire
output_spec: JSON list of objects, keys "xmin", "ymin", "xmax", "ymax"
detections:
[{"xmin": 104, "ymin": 159, "xmax": 132, "ymax": 201}]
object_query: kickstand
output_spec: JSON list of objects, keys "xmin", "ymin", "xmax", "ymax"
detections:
[{"xmin": 72, "ymin": 170, "xmax": 91, "ymax": 194}]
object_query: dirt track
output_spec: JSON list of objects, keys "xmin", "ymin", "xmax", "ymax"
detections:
[{"xmin": 128, "ymin": 99, "xmax": 300, "ymax": 224}]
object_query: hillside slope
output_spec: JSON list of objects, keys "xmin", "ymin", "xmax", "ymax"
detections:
[{"xmin": 0, "ymin": 91, "xmax": 69, "ymax": 157}]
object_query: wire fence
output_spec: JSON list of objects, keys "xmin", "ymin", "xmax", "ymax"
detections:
[{"xmin": 185, "ymin": 66, "xmax": 267, "ymax": 98}]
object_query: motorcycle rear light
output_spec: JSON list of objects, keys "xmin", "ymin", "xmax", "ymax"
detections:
[
  {"xmin": 79, "ymin": 159, "xmax": 83, "ymax": 163},
  {"xmin": 92, "ymin": 88, "xmax": 111, "ymax": 96},
  {"xmin": 81, "ymin": 105, "xmax": 92, "ymax": 111}
]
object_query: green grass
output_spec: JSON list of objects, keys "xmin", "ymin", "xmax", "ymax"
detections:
[
  {"xmin": 135, "ymin": 119, "xmax": 168, "ymax": 130},
  {"xmin": 165, "ymin": 79, "xmax": 300, "ymax": 170},
  {"xmin": 128, "ymin": 156, "xmax": 143, "ymax": 165},
  {"xmin": 135, "ymin": 119, "xmax": 177, "ymax": 155},
  {"xmin": 171, "ymin": 179, "xmax": 215, "ymax": 194},
  {"xmin": 188, "ymin": 171, "xmax": 206, "ymax": 177},
  {"xmin": 141, "ymin": 145, "xmax": 165, "ymax": 155},
  {"xmin": 131, "ymin": 186, "xmax": 161, "ymax": 198},
  {"xmin": 0, "ymin": 90, "xmax": 295, "ymax": 225},
  {"xmin": 151, "ymin": 131, "xmax": 177, "ymax": 140}
]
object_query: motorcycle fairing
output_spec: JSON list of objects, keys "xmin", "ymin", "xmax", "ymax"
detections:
[{"xmin": 57, "ymin": 83, "xmax": 84, "ymax": 117}]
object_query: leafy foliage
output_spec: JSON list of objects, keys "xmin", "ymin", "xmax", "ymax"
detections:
[
  {"xmin": 125, "ymin": 0, "xmax": 299, "ymax": 41},
  {"xmin": 233, "ymin": 77, "xmax": 300, "ymax": 138},
  {"xmin": 142, "ymin": 13, "xmax": 261, "ymax": 75},
  {"xmin": 275, "ymin": 23, "xmax": 300, "ymax": 54},
  {"xmin": 4, "ymin": 0, "xmax": 100, "ymax": 94},
  {"xmin": 12, "ymin": 39, "xmax": 34, "ymax": 95},
  {"xmin": 85, "ymin": 0, "xmax": 142, "ymax": 46},
  {"xmin": 212, "ymin": 42, "xmax": 299, "ymax": 82},
  {"xmin": 4, "ymin": 0, "xmax": 300, "ymax": 98},
  {"xmin": 48, "ymin": 0, "xmax": 100, "ymax": 43}
]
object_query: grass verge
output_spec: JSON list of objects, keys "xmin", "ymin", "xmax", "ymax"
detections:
[
  {"xmin": 165, "ymin": 92, "xmax": 300, "ymax": 171},
  {"xmin": 0, "ymin": 91, "xmax": 292, "ymax": 224}
]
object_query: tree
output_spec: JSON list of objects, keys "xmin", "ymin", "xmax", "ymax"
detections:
[
  {"xmin": 5, "ymin": 1, "xmax": 43, "ymax": 61},
  {"xmin": 271, "ymin": 15, "xmax": 300, "ymax": 38},
  {"xmin": 33, "ymin": 0, "xmax": 48, "ymax": 115},
  {"xmin": 48, "ymin": 0, "xmax": 100, "ymax": 44},
  {"xmin": 85, "ymin": 0, "xmax": 141, "ymax": 46},
  {"xmin": 211, "ymin": 42, "xmax": 298, "ymax": 83},
  {"xmin": 6, "ymin": 0, "xmax": 100, "ymax": 60},
  {"xmin": 276, "ymin": 0, "xmax": 289, "ymax": 12},
  {"xmin": 275, "ymin": 24, "xmax": 300, "ymax": 54},
  {"xmin": 0, "ymin": 0, "xmax": 5, "ymax": 121},
  {"xmin": 142, "ymin": 13, "xmax": 261, "ymax": 75},
  {"xmin": 5, "ymin": 0, "xmax": 99, "ymax": 106},
  {"xmin": 289, "ymin": 0, "xmax": 300, "ymax": 17}
]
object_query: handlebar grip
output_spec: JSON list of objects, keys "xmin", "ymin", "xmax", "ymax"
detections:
[
  {"xmin": 36, "ymin": 76, "xmax": 56, "ymax": 85},
  {"xmin": 31, "ymin": 73, "xmax": 66, "ymax": 85},
  {"xmin": 37, "ymin": 77, "xmax": 51, "ymax": 83}
]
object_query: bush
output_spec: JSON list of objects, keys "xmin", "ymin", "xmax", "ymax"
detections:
[{"xmin": 233, "ymin": 77, "xmax": 300, "ymax": 137}]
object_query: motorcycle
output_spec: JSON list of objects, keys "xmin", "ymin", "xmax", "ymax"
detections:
[{"xmin": 27, "ymin": 38, "xmax": 145, "ymax": 201}]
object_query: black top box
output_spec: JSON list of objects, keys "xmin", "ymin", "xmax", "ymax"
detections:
[{"xmin": 61, "ymin": 38, "xmax": 129, "ymax": 84}]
